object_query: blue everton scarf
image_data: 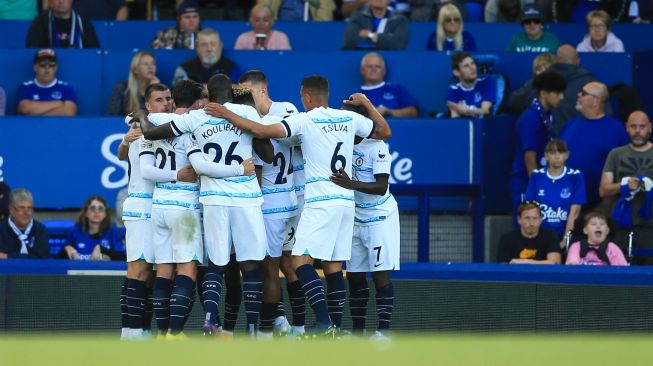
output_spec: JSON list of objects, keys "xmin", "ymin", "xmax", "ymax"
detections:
[
  {"xmin": 532, "ymin": 98, "xmax": 554, "ymax": 139},
  {"xmin": 612, "ymin": 176, "xmax": 653, "ymax": 228},
  {"xmin": 48, "ymin": 10, "xmax": 84, "ymax": 49}
]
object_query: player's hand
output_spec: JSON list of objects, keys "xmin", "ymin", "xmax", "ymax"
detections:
[
  {"xmin": 124, "ymin": 127, "xmax": 143, "ymax": 142},
  {"xmin": 330, "ymin": 167, "xmax": 355, "ymax": 189},
  {"xmin": 204, "ymin": 102, "xmax": 229, "ymax": 119},
  {"xmin": 344, "ymin": 93, "xmax": 370, "ymax": 107},
  {"xmin": 241, "ymin": 158, "xmax": 255, "ymax": 176},
  {"xmin": 177, "ymin": 165, "xmax": 198, "ymax": 182},
  {"xmin": 628, "ymin": 177, "xmax": 641, "ymax": 191}
]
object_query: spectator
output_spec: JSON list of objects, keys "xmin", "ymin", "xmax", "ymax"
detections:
[
  {"xmin": 577, "ymin": 10, "xmax": 625, "ymax": 53},
  {"xmin": 510, "ymin": 71, "xmax": 567, "ymax": 217},
  {"xmin": 485, "ymin": 0, "xmax": 522, "ymax": 22},
  {"xmin": 507, "ymin": 45, "xmax": 595, "ymax": 133},
  {"xmin": 560, "ymin": 81, "xmax": 629, "ymax": 208},
  {"xmin": 343, "ymin": 0, "xmax": 410, "ymax": 50},
  {"xmin": 0, "ymin": 188, "xmax": 50, "ymax": 259},
  {"xmin": 446, "ymin": 52, "xmax": 496, "ymax": 118},
  {"xmin": 0, "ymin": 0, "xmax": 37, "ymax": 20},
  {"xmin": 152, "ymin": 0, "xmax": 200, "ymax": 49},
  {"xmin": 107, "ymin": 51, "xmax": 160, "ymax": 115},
  {"xmin": 73, "ymin": 0, "xmax": 128, "ymax": 20},
  {"xmin": 62, "ymin": 195, "xmax": 124, "ymax": 261},
  {"xmin": 566, "ymin": 211, "xmax": 628, "ymax": 266},
  {"xmin": 426, "ymin": 3, "xmax": 476, "ymax": 51},
  {"xmin": 524, "ymin": 139, "xmax": 585, "ymax": 243},
  {"xmin": 599, "ymin": 111, "xmax": 653, "ymax": 265},
  {"xmin": 507, "ymin": 5, "xmax": 560, "ymax": 53},
  {"xmin": 17, "ymin": 49, "xmax": 78, "ymax": 116},
  {"xmin": 26, "ymin": 0, "xmax": 100, "ymax": 48},
  {"xmin": 356, "ymin": 52, "xmax": 418, "ymax": 118},
  {"xmin": 506, "ymin": 52, "xmax": 554, "ymax": 113},
  {"xmin": 235, "ymin": 4, "xmax": 292, "ymax": 50},
  {"xmin": 0, "ymin": 86, "xmax": 5, "ymax": 116},
  {"xmin": 173, "ymin": 28, "xmax": 240, "ymax": 85},
  {"xmin": 258, "ymin": 0, "xmax": 337, "ymax": 21},
  {"xmin": 496, "ymin": 201, "xmax": 562, "ymax": 264}
]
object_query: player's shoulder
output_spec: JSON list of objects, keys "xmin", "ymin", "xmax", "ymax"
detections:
[
  {"xmin": 271, "ymin": 101, "xmax": 299, "ymax": 116},
  {"xmin": 148, "ymin": 112, "xmax": 179, "ymax": 126},
  {"xmin": 262, "ymin": 114, "xmax": 283, "ymax": 125}
]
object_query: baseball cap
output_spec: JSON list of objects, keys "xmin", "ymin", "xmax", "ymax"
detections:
[
  {"xmin": 521, "ymin": 5, "xmax": 543, "ymax": 22},
  {"xmin": 33, "ymin": 49, "xmax": 56, "ymax": 64},
  {"xmin": 177, "ymin": 1, "xmax": 200, "ymax": 16}
]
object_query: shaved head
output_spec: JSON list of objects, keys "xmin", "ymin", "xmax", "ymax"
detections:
[{"xmin": 556, "ymin": 44, "xmax": 580, "ymax": 65}]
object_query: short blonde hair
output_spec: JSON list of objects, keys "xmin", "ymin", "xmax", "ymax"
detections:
[
  {"xmin": 586, "ymin": 10, "xmax": 612, "ymax": 29},
  {"xmin": 532, "ymin": 53, "xmax": 554, "ymax": 75}
]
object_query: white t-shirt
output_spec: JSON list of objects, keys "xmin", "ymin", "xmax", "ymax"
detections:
[
  {"xmin": 163, "ymin": 103, "xmax": 264, "ymax": 207},
  {"xmin": 282, "ymin": 107, "xmax": 374, "ymax": 207},
  {"xmin": 352, "ymin": 139, "xmax": 398, "ymax": 225},
  {"xmin": 122, "ymin": 136, "xmax": 154, "ymax": 221}
]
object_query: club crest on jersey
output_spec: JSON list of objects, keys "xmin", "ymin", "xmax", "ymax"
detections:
[
  {"xmin": 52, "ymin": 91, "xmax": 63, "ymax": 100},
  {"xmin": 474, "ymin": 92, "xmax": 482, "ymax": 103},
  {"xmin": 355, "ymin": 157, "xmax": 364, "ymax": 166},
  {"xmin": 383, "ymin": 92, "xmax": 395, "ymax": 100},
  {"xmin": 560, "ymin": 188, "xmax": 571, "ymax": 199},
  {"xmin": 538, "ymin": 189, "xmax": 545, "ymax": 197}
]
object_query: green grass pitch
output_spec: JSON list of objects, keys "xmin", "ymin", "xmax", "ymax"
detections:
[{"xmin": 1, "ymin": 334, "xmax": 652, "ymax": 366}]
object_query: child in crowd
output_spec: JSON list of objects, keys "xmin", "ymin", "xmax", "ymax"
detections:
[{"xmin": 566, "ymin": 211, "xmax": 628, "ymax": 266}]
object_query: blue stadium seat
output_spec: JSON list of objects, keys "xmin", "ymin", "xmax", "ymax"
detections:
[{"xmin": 466, "ymin": 2, "xmax": 484, "ymax": 22}]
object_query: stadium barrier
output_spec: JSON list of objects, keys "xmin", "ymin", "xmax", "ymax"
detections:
[{"xmin": 1, "ymin": 260, "xmax": 652, "ymax": 333}]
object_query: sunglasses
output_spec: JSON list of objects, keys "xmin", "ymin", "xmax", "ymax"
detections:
[
  {"xmin": 38, "ymin": 61, "xmax": 56, "ymax": 68},
  {"xmin": 523, "ymin": 19, "xmax": 542, "ymax": 25},
  {"xmin": 88, "ymin": 205, "xmax": 106, "ymax": 213},
  {"xmin": 522, "ymin": 200, "xmax": 541, "ymax": 208},
  {"xmin": 444, "ymin": 17, "xmax": 461, "ymax": 23},
  {"xmin": 580, "ymin": 89, "xmax": 599, "ymax": 98}
]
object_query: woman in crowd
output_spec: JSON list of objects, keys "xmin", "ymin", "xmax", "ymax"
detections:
[
  {"xmin": 107, "ymin": 51, "xmax": 160, "ymax": 115},
  {"xmin": 63, "ymin": 195, "xmax": 123, "ymax": 260},
  {"xmin": 426, "ymin": 3, "xmax": 476, "ymax": 51},
  {"xmin": 577, "ymin": 10, "xmax": 625, "ymax": 53},
  {"xmin": 235, "ymin": 4, "xmax": 291, "ymax": 50}
]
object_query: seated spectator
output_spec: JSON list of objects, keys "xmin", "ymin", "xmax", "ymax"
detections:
[
  {"xmin": 17, "ymin": 49, "xmax": 78, "ymax": 116},
  {"xmin": 532, "ymin": 52, "xmax": 555, "ymax": 76},
  {"xmin": 342, "ymin": 0, "xmax": 409, "ymax": 18},
  {"xmin": 0, "ymin": 180, "xmax": 8, "ymax": 221},
  {"xmin": 235, "ymin": 4, "xmax": 292, "ymax": 50},
  {"xmin": 343, "ymin": 0, "xmax": 410, "ymax": 50},
  {"xmin": 73, "ymin": 0, "xmax": 128, "ymax": 20},
  {"xmin": 577, "ymin": 10, "xmax": 625, "ymax": 53},
  {"xmin": 426, "ymin": 3, "xmax": 476, "ymax": 52},
  {"xmin": 506, "ymin": 52, "xmax": 554, "ymax": 113},
  {"xmin": 0, "ymin": 188, "xmax": 50, "ymax": 259},
  {"xmin": 507, "ymin": 5, "xmax": 560, "ymax": 52},
  {"xmin": 510, "ymin": 71, "xmax": 567, "ymax": 218},
  {"xmin": 62, "ymin": 195, "xmax": 123, "ymax": 261},
  {"xmin": 560, "ymin": 81, "xmax": 629, "ymax": 208},
  {"xmin": 0, "ymin": 86, "xmax": 5, "ymax": 116},
  {"xmin": 173, "ymin": 28, "xmax": 240, "ymax": 85},
  {"xmin": 525, "ymin": 139, "xmax": 586, "ymax": 243},
  {"xmin": 496, "ymin": 201, "xmax": 562, "ymax": 264},
  {"xmin": 258, "ymin": 0, "xmax": 336, "ymax": 21},
  {"xmin": 566, "ymin": 211, "xmax": 628, "ymax": 265},
  {"xmin": 600, "ymin": 111, "xmax": 653, "ymax": 265},
  {"xmin": 356, "ymin": 52, "xmax": 417, "ymax": 117},
  {"xmin": 446, "ymin": 52, "xmax": 496, "ymax": 118},
  {"xmin": 107, "ymin": 51, "xmax": 160, "ymax": 115},
  {"xmin": 152, "ymin": 1, "xmax": 200, "ymax": 49},
  {"xmin": 0, "ymin": 0, "xmax": 37, "ymax": 20},
  {"xmin": 26, "ymin": 0, "xmax": 99, "ymax": 48}
]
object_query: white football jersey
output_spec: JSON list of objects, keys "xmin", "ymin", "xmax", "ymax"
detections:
[
  {"xmin": 282, "ymin": 107, "xmax": 374, "ymax": 208},
  {"xmin": 122, "ymin": 137, "xmax": 154, "ymax": 221},
  {"xmin": 268, "ymin": 101, "xmax": 298, "ymax": 118},
  {"xmin": 254, "ymin": 115, "xmax": 299, "ymax": 219},
  {"xmin": 352, "ymin": 139, "xmax": 398, "ymax": 225},
  {"xmin": 147, "ymin": 113, "xmax": 200, "ymax": 211},
  {"xmin": 292, "ymin": 146, "xmax": 305, "ymax": 198},
  {"xmin": 165, "ymin": 103, "xmax": 264, "ymax": 207}
]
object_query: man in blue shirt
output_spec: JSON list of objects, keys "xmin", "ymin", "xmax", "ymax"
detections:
[
  {"xmin": 510, "ymin": 71, "xmax": 566, "ymax": 215},
  {"xmin": 446, "ymin": 52, "xmax": 496, "ymax": 118},
  {"xmin": 560, "ymin": 81, "xmax": 629, "ymax": 208},
  {"xmin": 356, "ymin": 52, "xmax": 417, "ymax": 117},
  {"xmin": 16, "ymin": 49, "xmax": 78, "ymax": 116}
]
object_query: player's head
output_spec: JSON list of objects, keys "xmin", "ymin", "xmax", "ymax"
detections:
[
  {"xmin": 626, "ymin": 110, "xmax": 652, "ymax": 148},
  {"xmin": 144, "ymin": 83, "xmax": 172, "ymax": 113},
  {"xmin": 451, "ymin": 52, "xmax": 477, "ymax": 84},
  {"xmin": 300, "ymin": 75, "xmax": 329, "ymax": 111},
  {"xmin": 533, "ymin": 71, "xmax": 566, "ymax": 110},
  {"xmin": 232, "ymin": 87, "xmax": 256, "ymax": 109},
  {"xmin": 517, "ymin": 201, "xmax": 542, "ymax": 238},
  {"xmin": 544, "ymin": 139, "xmax": 569, "ymax": 170},
  {"xmin": 8, "ymin": 188, "xmax": 34, "ymax": 230},
  {"xmin": 33, "ymin": 49, "xmax": 57, "ymax": 85},
  {"xmin": 360, "ymin": 52, "xmax": 386, "ymax": 85},
  {"xmin": 196, "ymin": 28, "xmax": 222, "ymax": 67},
  {"xmin": 171, "ymin": 80, "xmax": 204, "ymax": 110},
  {"xmin": 207, "ymin": 74, "xmax": 233, "ymax": 104},
  {"xmin": 239, "ymin": 70, "xmax": 269, "ymax": 106},
  {"xmin": 77, "ymin": 195, "xmax": 111, "ymax": 236},
  {"xmin": 342, "ymin": 102, "xmax": 369, "ymax": 145}
]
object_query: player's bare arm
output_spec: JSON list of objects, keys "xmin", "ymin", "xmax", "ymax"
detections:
[
  {"xmin": 203, "ymin": 102, "xmax": 287, "ymax": 139},
  {"xmin": 253, "ymin": 138, "xmax": 274, "ymax": 164},
  {"xmin": 330, "ymin": 167, "xmax": 389, "ymax": 196},
  {"xmin": 137, "ymin": 110, "xmax": 176, "ymax": 140},
  {"xmin": 344, "ymin": 93, "xmax": 392, "ymax": 140},
  {"xmin": 176, "ymin": 165, "xmax": 198, "ymax": 182}
]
